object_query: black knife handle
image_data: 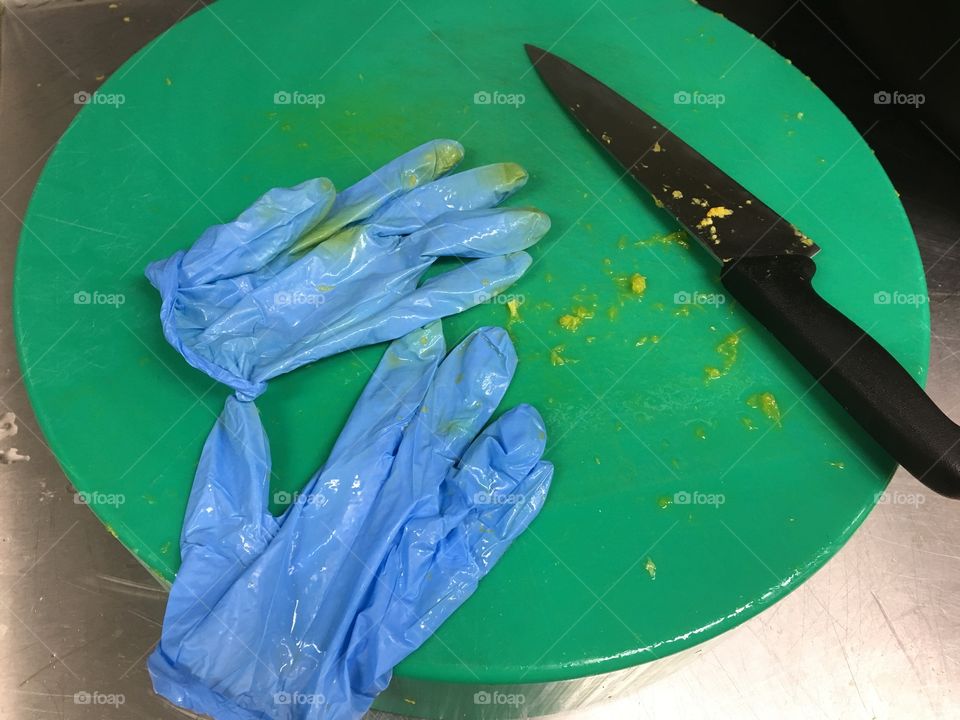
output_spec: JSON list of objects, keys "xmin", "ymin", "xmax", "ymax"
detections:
[{"xmin": 721, "ymin": 254, "xmax": 960, "ymax": 498}]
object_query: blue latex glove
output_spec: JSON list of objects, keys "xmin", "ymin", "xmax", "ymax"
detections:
[
  {"xmin": 148, "ymin": 323, "xmax": 553, "ymax": 720},
  {"xmin": 146, "ymin": 140, "xmax": 549, "ymax": 399}
]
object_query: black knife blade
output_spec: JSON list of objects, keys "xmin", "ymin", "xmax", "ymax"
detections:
[
  {"xmin": 524, "ymin": 44, "xmax": 817, "ymax": 261},
  {"xmin": 526, "ymin": 44, "xmax": 960, "ymax": 498}
]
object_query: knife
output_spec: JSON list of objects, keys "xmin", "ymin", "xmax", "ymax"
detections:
[{"xmin": 525, "ymin": 44, "xmax": 959, "ymax": 498}]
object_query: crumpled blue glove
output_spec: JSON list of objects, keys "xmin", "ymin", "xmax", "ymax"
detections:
[
  {"xmin": 148, "ymin": 323, "xmax": 553, "ymax": 720},
  {"xmin": 146, "ymin": 139, "xmax": 549, "ymax": 399}
]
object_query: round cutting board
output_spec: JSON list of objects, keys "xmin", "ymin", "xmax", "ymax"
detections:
[{"xmin": 14, "ymin": 0, "xmax": 928, "ymax": 710}]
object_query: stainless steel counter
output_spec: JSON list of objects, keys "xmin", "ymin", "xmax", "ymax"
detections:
[{"xmin": 1, "ymin": 1, "xmax": 957, "ymax": 718}]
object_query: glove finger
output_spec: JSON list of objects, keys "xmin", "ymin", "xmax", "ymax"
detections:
[
  {"xmin": 255, "ymin": 252, "xmax": 531, "ymax": 383},
  {"xmin": 289, "ymin": 139, "xmax": 464, "ymax": 253},
  {"xmin": 160, "ymin": 396, "xmax": 279, "ymax": 649},
  {"xmin": 400, "ymin": 326, "xmax": 517, "ymax": 489},
  {"xmin": 168, "ymin": 178, "xmax": 336, "ymax": 287},
  {"xmin": 324, "ymin": 322, "xmax": 445, "ymax": 467},
  {"xmin": 447, "ymin": 403, "xmax": 548, "ymax": 507},
  {"xmin": 349, "ymin": 458, "xmax": 553, "ymax": 685},
  {"xmin": 406, "ymin": 207, "xmax": 550, "ymax": 259},
  {"xmin": 361, "ymin": 162, "xmax": 528, "ymax": 236}
]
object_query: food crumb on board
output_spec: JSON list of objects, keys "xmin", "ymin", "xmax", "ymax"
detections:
[
  {"xmin": 828, "ymin": 460, "xmax": 846, "ymax": 470},
  {"xmin": 657, "ymin": 495, "xmax": 672, "ymax": 509},
  {"xmin": 630, "ymin": 273, "xmax": 647, "ymax": 296},
  {"xmin": 694, "ymin": 426, "xmax": 707, "ymax": 440},
  {"xmin": 740, "ymin": 416, "xmax": 757, "ymax": 431},
  {"xmin": 645, "ymin": 557, "xmax": 657, "ymax": 579},
  {"xmin": 558, "ymin": 305, "xmax": 594, "ymax": 332},
  {"xmin": 550, "ymin": 345, "xmax": 574, "ymax": 366},
  {"xmin": 506, "ymin": 297, "xmax": 523, "ymax": 324},
  {"xmin": 652, "ymin": 141, "xmax": 663, "ymax": 153},
  {"xmin": 671, "ymin": 189, "xmax": 683, "ymax": 199},
  {"xmin": 601, "ymin": 132, "xmax": 613, "ymax": 144},
  {"xmin": 746, "ymin": 391, "xmax": 782, "ymax": 427}
]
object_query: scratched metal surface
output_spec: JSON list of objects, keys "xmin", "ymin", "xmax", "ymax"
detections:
[{"xmin": 0, "ymin": 1, "xmax": 957, "ymax": 718}]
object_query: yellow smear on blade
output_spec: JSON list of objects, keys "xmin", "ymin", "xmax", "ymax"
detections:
[{"xmin": 706, "ymin": 206, "xmax": 734, "ymax": 219}]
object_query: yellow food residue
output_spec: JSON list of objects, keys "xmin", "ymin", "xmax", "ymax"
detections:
[
  {"xmin": 636, "ymin": 229, "xmax": 689, "ymax": 250},
  {"xmin": 652, "ymin": 140, "xmax": 663, "ymax": 152},
  {"xmin": 645, "ymin": 557, "xmax": 657, "ymax": 579},
  {"xmin": 506, "ymin": 297, "xmax": 523, "ymax": 323},
  {"xmin": 558, "ymin": 305, "xmax": 594, "ymax": 332},
  {"xmin": 671, "ymin": 189, "xmax": 683, "ymax": 199},
  {"xmin": 740, "ymin": 416, "xmax": 757, "ymax": 432},
  {"xmin": 706, "ymin": 206, "xmax": 734, "ymax": 219},
  {"xmin": 716, "ymin": 330, "xmax": 743, "ymax": 370},
  {"xmin": 746, "ymin": 391, "xmax": 782, "ymax": 427},
  {"xmin": 657, "ymin": 495, "xmax": 672, "ymax": 509},
  {"xmin": 550, "ymin": 345, "xmax": 575, "ymax": 366},
  {"xmin": 696, "ymin": 205, "xmax": 734, "ymax": 231},
  {"xmin": 704, "ymin": 330, "xmax": 744, "ymax": 381},
  {"xmin": 630, "ymin": 273, "xmax": 647, "ymax": 296},
  {"xmin": 694, "ymin": 426, "xmax": 707, "ymax": 440}
]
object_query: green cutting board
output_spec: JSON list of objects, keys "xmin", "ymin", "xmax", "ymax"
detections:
[{"xmin": 14, "ymin": 0, "xmax": 927, "ymax": 707}]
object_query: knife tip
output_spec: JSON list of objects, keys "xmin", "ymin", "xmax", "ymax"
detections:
[{"xmin": 524, "ymin": 44, "xmax": 547, "ymax": 62}]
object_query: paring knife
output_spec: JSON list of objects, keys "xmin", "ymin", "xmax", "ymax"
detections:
[{"xmin": 525, "ymin": 44, "xmax": 960, "ymax": 498}]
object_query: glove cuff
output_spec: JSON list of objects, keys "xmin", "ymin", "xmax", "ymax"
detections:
[{"xmin": 146, "ymin": 252, "xmax": 267, "ymax": 401}]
